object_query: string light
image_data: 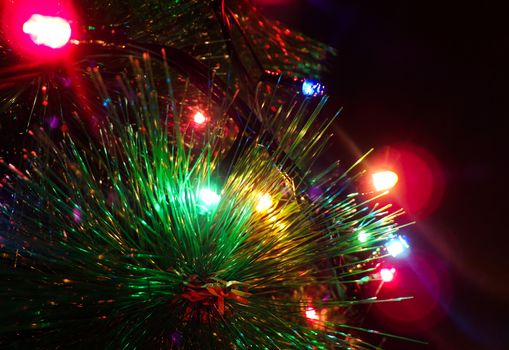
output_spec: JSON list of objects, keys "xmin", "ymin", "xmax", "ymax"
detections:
[
  {"xmin": 372, "ymin": 170, "xmax": 399, "ymax": 191},
  {"xmin": 255, "ymin": 193, "xmax": 273, "ymax": 213},
  {"xmin": 385, "ymin": 235, "xmax": 410, "ymax": 258},
  {"xmin": 23, "ymin": 14, "xmax": 71, "ymax": 49}
]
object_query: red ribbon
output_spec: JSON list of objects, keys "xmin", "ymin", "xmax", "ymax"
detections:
[{"xmin": 178, "ymin": 277, "xmax": 250, "ymax": 320}]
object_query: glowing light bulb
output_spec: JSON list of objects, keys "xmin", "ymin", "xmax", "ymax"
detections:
[
  {"xmin": 358, "ymin": 230, "xmax": 369, "ymax": 243},
  {"xmin": 23, "ymin": 14, "xmax": 71, "ymax": 49},
  {"xmin": 193, "ymin": 112, "xmax": 206, "ymax": 125},
  {"xmin": 305, "ymin": 306, "xmax": 319, "ymax": 320},
  {"xmin": 301, "ymin": 79, "xmax": 324, "ymax": 97},
  {"xmin": 380, "ymin": 268, "xmax": 396, "ymax": 282},
  {"xmin": 199, "ymin": 188, "xmax": 220, "ymax": 207},
  {"xmin": 385, "ymin": 235, "xmax": 410, "ymax": 258},
  {"xmin": 255, "ymin": 193, "xmax": 273, "ymax": 213},
  {"xmin": 372, "ymin": 170, "xmax": 399, "ymax": 191}
]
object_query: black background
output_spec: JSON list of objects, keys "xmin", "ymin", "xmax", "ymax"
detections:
[{"xmin": 256, "ymin": 0, "xmax": 508, "ymax": 349}]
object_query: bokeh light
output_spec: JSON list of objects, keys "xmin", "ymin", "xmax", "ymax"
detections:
[{"xmin": 373, "ymin": 250, "xmax": 451, "ymax": 332}]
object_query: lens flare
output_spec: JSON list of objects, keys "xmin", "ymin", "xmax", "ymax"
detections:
[{"xmin": 23, "ymin": 14, "xmax": 71, "ymax": 49}]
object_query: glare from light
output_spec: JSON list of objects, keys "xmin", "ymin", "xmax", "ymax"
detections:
[
  {"xmin": 199, "ymin": 188, "xmax": 220, "ymax": 207},
  {"xmin": 372, "ymin": 170, "xmax": 399, "ymax": 191},
  {"xmin": 255, "ymin": 193, "xmax": 273, "ymax": 213},
  {"xmin": 380, "ymin": 268, "xmax": 396, "ymax": 282},
  {"xmin": 305, "ymin": 306, "xmax": 319, "ymax": 320},
  {"xmin": 23, "ymin": 14, "xmax": 71, "ymax": 49},
  {"xmin": 193, "ymin": 111, "xmax": 206, "ymax": 125},
  {"xmin": 385, "ymin": 235, "xmax": 410, "ymax": 258}
]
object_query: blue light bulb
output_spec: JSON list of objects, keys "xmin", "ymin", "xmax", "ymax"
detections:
[
  {"xmin": 302, "ymin": 79, "xmax": 324, "ymax": 97},
  {"xmin": 385, "ymin": 235, "xmax": 410, "ymax": 258}
]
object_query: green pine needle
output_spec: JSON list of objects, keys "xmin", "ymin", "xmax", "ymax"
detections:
[{"xmin": 1, "ymin": 56, "xmax": 404, "ymax": 349}]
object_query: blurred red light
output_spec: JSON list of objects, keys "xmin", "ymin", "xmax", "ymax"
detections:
[
  {"xmin": 1, "ymin": 0, "xmax": 77, "ymax": 61},
  {"xmin": 23, "ymin": 14, "xmax": 71, "ymax": 49}
]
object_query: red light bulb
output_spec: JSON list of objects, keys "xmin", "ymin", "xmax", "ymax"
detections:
[
  {"xmin": 23, "ymin": 14, "xmax": 71, "ymax": 49},
  {"xmin": 305, "ymin": 306, "xmax": 319, "ymax": 320},
  {"xmin": 193, "ymin": 112, "xmax": 206, "ymax": 125},
  {"xmin": 380, "ymin": 268, "xmax": 396, "ymax": 282},
  {"xmin": 1, "ymin": 0, "xmax": 76, "ymax": 60}
]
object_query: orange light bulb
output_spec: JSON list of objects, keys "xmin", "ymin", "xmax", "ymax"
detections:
[{"xmin": 372, "ymin": 170, "xmax": 399, "ymax": 191}]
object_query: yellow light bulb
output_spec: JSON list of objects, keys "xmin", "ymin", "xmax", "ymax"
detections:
[{"xmin": 255, "ymin": 193, "xmax": 273, "ymax": 213}]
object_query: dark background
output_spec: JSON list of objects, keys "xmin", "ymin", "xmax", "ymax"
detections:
[{"xmin": 256, "ymin": 0, "xmax": 508, "ymax": 349}]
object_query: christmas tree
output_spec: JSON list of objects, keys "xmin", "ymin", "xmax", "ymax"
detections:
[{"xmin": 0, "ymin": 1, "xmax": 419, "ymax": 348}]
